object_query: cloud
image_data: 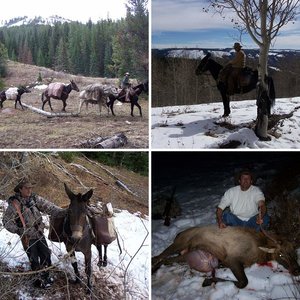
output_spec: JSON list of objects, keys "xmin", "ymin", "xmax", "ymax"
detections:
[
  {"xmin": 152, "ymin": 0, "xmax": 300, "ymax": 49},
  {"xmin": 152, "ymin": 0, "xmax": 234, "ymax": 32}
]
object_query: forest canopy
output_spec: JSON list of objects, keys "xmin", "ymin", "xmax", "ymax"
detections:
[{"xmin": 0, "ymin": 0, "xmax": 148, "ymax": 81}]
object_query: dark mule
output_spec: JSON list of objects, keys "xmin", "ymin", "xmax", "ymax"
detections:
[
  {"xmin": 107, "ymin": 81, "xmax": 148, "ymax": 117},
  {"xmin": 90, "ymin": 214, "xmax": 122, "ymax": 267},
  {"xmin": 195, "ymin": 53, "xmax": 275, "ymax": 117},
  {"xmin": 41, "ymin": 80, "xmax": 79, "ymax": 112},
  {"xmin": 0, "ymin": 86, "xmax": 31, "ymax": 109},
  {"xmin": 50, "ymin": 183, "xmax": 94, "ymax": 292}
]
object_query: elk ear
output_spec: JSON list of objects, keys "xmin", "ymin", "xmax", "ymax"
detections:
[{"xmin": 259, "ymin": 246, "xmax": 276, "ymax": 254}]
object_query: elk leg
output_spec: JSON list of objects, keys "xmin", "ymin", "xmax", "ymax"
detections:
[
  {"xmin": 228, "ymin": 260, "xmax": 248, "ymax": 288},
  {"xmin": 152, "ymin": 243, "xmax": 183, "ymax": 273}
]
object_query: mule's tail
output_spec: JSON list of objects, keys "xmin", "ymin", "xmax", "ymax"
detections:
[{"xmin": 41, "ymin": 91, "xmax": 45, "ymax": 102}]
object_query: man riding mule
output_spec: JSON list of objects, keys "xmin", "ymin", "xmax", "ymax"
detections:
[{"xmin": 218, "ymin": 42, "xmax": 248, "ymax": 94}]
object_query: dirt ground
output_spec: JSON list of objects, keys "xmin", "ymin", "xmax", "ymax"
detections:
[{"xmin": 0, "ymin": 61, "xmax": 149, "ymax": 149}]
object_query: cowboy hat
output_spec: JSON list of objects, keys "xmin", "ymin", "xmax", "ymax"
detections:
[
  {"xmin": 14, "ymin": 178, "xmax": 36, "ymax": 193},
  {"xmin": 233, "ymin": 42, "xmax": 242, "ymax": 49}
]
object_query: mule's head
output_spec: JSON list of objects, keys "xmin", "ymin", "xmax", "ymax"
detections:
[
  {"xmin": 143, "ymin": 81, "xmax": 149, "ymax": 94},
  {"xmin": 195, "ymin": 53, "xmax": 211, "ymax": 75},
  {"xmin": 64, "ymin": 183, "xmax": 93, "ymax": 240},
  {"xmin": 259, "ymin": 239, "xmax": 300, "ymax": 276},
  {"xmin": 18, "ymin": 86, "xmax": 31, "ymax": 94},
  {"xmin": 70, "ymin": 80, "xmax": 80, "ymax": 92}
]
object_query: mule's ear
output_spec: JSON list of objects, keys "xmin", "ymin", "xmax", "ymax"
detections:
[
  {"xmin": 207, "ymin": 52, "xmax": 211, "ymax": 58},
  {"xmin": 64, "ymin": 183, "xmax": 75, "ymax": 200},
  {"xmin": 82, "ymin": 189, "xmax": 93, "ymax": 202},
  {"xmin": 259, "ymin": 246, "xmax": 276, "ymax": 254}
]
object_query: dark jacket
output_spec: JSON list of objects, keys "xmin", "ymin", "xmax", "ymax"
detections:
[{"xmin": 3, "ymin": 193, "xmax": 66, "ymax": 240}]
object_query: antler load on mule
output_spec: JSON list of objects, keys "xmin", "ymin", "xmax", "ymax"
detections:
[
  {"xmin": 48, "ymin": 183, "xmax": 121, "ymax": 293},
  {"xmin": 41, "ymin": 80, "xmax": 79, "ymax": 112},
  {"xmin": 0, "ymin": 86, "xmax": 31, "ymax": 109},
  {"xmin": 78, "ymin": 84, "xmax": 118, "ymax": 115},
  {"xmin": 195, "ymin": 53, "xmax": 275, "ymax": 118},
  {"xmin": 152, "ymin": 224, "xmax": 300, "ymax": 289}
]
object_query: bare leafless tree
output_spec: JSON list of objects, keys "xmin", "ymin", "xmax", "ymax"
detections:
[{"xmin": 207, "ymin": 0, "xmax": 300, "ymax": 138}]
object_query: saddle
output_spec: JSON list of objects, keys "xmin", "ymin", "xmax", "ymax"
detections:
[
  {"xmin": 238, "ymin": 67, "xmax": 253, "ymax": 88},
  {"xmin": 48, "ymin": 214, "xmax": 117, "ymax": 246},
  {"xmin": 47, "ymin": 83, "xmax": 65, "ymax": 98}
]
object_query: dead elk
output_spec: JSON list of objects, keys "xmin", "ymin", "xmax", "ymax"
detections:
[
  {"xmin": 41, "ymin": 80, "xmax": 79, "ymax": 112},
  {"xmin": 152, "ymin": 225, "xmax": 300, "ymax": 289}
]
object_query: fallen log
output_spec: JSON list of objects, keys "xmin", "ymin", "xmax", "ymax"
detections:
[
  {"xmin": 22, "ymin": 103, "xmax": 79, "ymax": 118},
  {"xmin": 79, "ymin": 133, "xmax": 128, "ymax": 149}
]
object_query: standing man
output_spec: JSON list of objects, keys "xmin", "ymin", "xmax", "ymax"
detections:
[
  {"xmin": 3, "ymin": 178, "xmax": 66, "ymax": 288},
  {"xmin": 216, "ymin": 170, "xmax": 270, "ymax": 231}
]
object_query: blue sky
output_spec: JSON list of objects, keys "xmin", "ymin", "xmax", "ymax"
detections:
[{"xmin": 152, "ymin": 0, "xmax": 300, "ymax": 49}]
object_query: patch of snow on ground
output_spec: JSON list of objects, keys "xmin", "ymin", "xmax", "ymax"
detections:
[{"xmin": 151, "ymin": 97, "xmax": 300, "ymax": 149}]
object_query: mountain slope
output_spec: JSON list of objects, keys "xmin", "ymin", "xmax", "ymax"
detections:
[{"xmin": 0, "ymin": 15, "xmax": 72, "ymax": 27}]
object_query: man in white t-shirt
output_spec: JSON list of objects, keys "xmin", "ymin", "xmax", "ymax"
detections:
[{"xmin": 216, "ymin": 170, "xmax": 270, "ymax": 231}]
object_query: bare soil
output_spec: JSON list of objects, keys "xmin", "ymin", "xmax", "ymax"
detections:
[{"xmin": 0, "ymin": 61, "xmax": 149, "ymax": 149}]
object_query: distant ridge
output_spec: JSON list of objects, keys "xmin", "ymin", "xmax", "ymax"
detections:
[{"xmin": 0, "ymin": 15, "xmax": 73, "ymax": 27}]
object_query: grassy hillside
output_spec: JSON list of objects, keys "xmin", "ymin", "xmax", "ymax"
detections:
[{"xmin": 0, "ymin": 61, "xmax": 148, "ymax": 149}]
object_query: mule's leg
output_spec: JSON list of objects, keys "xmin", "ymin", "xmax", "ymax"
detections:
[
  {"xmin": 135, "ymin": 102, "xmax": 142, "ymax": 117},
  {"xmin": 103, "ymin": 245, "xmax": 108, "ymax": 267},
  {"xmin": 62, "ymin": 100, "xmax": 66, "ymax": 112},
  {"xmin": 97, "ymin": 99, "xmax": 102, "ymax": 116},
  {"xmin": 84, "ymin": 250, "xmax": 92, "ymax": 293},
  {"xmin": 130, "ymin": 102, "xmax": 135, "ymax": 117},
  {"xmin": 78, "ymin": 99, "xmax": 84, "ymax": 114},
  {"xmin": 222, "ymin": 93, "xmax": 231, "ymax": 117},
  {"xmin": 48, "ymin": 99, "xmax": 53, "ymax": 111},
  {"xmin": 69, "ymin": 250, "xmax": 81, "ymax": 283},
  {"xmin": 97, "ymin": 245, "xmax": 103, "ymax": 267},
  {"xmin": 15, "ymin": 95, "xmax": 24, "ymax": 110},
  {"xmin": 109, "ymin": 98, "xmax": 116, "ymax": 116}
]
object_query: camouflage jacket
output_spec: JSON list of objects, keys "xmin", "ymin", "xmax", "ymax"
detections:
[{"xmin": 2, "ymin": 193, "xmax": 66, "ymax": 240}]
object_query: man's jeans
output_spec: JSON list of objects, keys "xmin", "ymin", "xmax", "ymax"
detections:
[{"xmin": 223, "ymin": 211, "xmax": 270, "ymax": 231}]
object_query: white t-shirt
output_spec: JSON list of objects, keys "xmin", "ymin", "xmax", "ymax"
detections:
[{"xmin": 218, "ymin": 185, "xmax": 265, "ymax": 221}]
